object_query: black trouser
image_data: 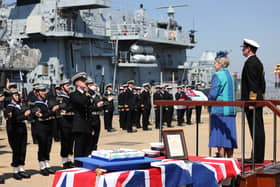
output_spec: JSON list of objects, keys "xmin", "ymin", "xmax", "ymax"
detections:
[
  {"xmin": 134, "ymin": 109, "xmax": 141, "ymax": 128},
  {"xmin": 196, "ymin": 106, "xmax": 202, "ymax": 123},
  {"xmin": 52, "ymin": 119, "xmax": 61, "ymax": 141},
  {"xmin": 122, "ymin": 110, "xmax": 128, "ymax": 130},
  {"xmin": 73, "ymin": 132, "xmax": 92, "ymax": 167},
  {"xmin": 155, "ymin": 108, "xmax": 162, "ymax": 128},
  {"xmin": 186, "ymin": 107, "xmax": 193, "ymax": 123},
  {"xmin": 126, "ymin": 110, "xmax": 133, "ymax": 131},
  {"xmin": 165, "ymin": 106, "xmax": 174, "ymax": 126},
  {"xmin": 31, "ymin": 122, "xmax": 38, "ymax": 143},
  {"xmin": 142, "ymin": 108, "xmax": 151, "ymax": 130},
  {"xmin": 104, "ymin": 110, "xmax": 114, "ymax": 130},
  {"xmin": 36, "ymin": 121, "xmax": 53, "ymax": 161},
  {"xmin": 7, "ymin": 126, "xmax": 27, "ymax": 167},
  {"xmin": 177, "ymin": 109, "xmax": 185, "ymax": 125},
  {"xmin": 90, "ymin": 116, "xmax": 101, "ymax": 151},
  {"xmin": 119, "ymin": 110, "xmax": 125, "ymax": 129},
  {"xmin": 58, "ymin": 118, "xmax": 74, "ymax": 157},
  {"xmin": 245, "ymin": 107, "xmax": 265, "ymax": 161}
]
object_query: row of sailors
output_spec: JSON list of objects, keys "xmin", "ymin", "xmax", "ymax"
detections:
[
  {"xmin": 0, "ymin": 73, "xmax": 106, "ymax": 181},
  {"xmin": 0, "ymin": 73, "xmax": 205, "ymax": 182},
  {"xmin": 118, "ymin": 82, "xmax": 205, "ymax": 131}
]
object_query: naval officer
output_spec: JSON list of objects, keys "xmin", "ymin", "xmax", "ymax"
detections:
[
  {"xmin": 103, "ymin": 83, "xmax": 116, "ymax": 132},
  {"xmin": 141, "ymin": 83, "xmax": 152, "ymax": 131},
  {"xmin": 118, "ymin": 86, "xmax": 125, "ymax": 129},
  {"xmin": 241, "ymin": 39, "xmax": 266, "ymax": 163},
  {"xmin": 70, "ymin": 72, "xmax": 96, "ymax": 166},
  {"xmin": 153, "ymin": 85, "xmax": 164, "ymax": 129},
  {"xmin": 124, "ymin": 80, "xmax": 137, "ymax": 133}
]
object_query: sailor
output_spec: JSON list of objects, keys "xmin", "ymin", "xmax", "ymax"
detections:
[
  {"xmin": 56, "ymin": 79, "xmax": 75, "ymax": 169},
  {"xmin": 165, "ymin": 86, "xmax": 174, "ymax": 127},
  {"xmin": 140, "ymin": 83, "xmax": 152, "ymax": 131},
  {"xmin": 4, "ymin": 89, "xmax": 31, "ymax": 180},
  {"xmin": 118, "ymin": 86, "xmax": 125, "ymax": 130},
  {"xmin": 124, "ymin": 80, "xmax": 137, "ymax": 133},
  {"xmin": 32, "ymin": 84, "xmax": 57, "ymax": 176},
  {"xmin": 70, "ymin": 72, "xmax": 96, "ymax": 166},
  {"xmin": 103, "ymin": 83, "xmax": 116, "ymax": 132},
  {"xmin": 122, "ymin": 84, "xmax": 129, "ymax": 130},
  {"xmin": 49, "ymin": 84, "xmax": 62, "ymax": 142},
  {"xmin": 27, "ymin": 82, "xmax": 39, "ymax": 144},
  {"xmin": 153, "ymin": 85, "xmax": 164, "ymax": 129},
  {"xmin": 241, "ymin": 38, "xmax": 266, "ymax": 163},
  {"xmin": 175, "ymin": 85, "xmax": 187, "ymax": 126},
  {"xmin": 134, "ymin": 86, "xmax": 142, "ymax": 128},
  {"xmin": 86, "ymin": 80, "xmax": 104, "ymax": 151}
]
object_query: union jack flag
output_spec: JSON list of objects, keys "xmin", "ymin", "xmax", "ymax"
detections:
[{"xmin": 53, "ymin": 158, "xmax": 240, "ymax": 187}]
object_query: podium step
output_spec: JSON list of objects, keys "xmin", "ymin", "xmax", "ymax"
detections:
[{"xmin": 239, "ymin": 162, "xmax": 280, "ymax": 187}]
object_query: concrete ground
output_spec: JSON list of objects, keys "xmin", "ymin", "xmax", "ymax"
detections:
[{"xmin": 0, "ymin": 108, "xmax": 279, "ymax": 187}]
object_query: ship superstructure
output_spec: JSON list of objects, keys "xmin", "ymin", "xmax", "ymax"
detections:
[{"xmin": 0, "ymin": 0, "xmax": 196, "ymax": 88}]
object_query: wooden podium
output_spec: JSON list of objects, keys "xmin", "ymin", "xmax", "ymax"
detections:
[{"xmin": 240, "ymin": 164, "xmax": 280, "ymax": 187}]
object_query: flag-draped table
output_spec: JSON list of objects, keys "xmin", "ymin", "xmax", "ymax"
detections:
[{"xmin": 52, "ymin": 157, "xmax": 240, "ymax": 187}]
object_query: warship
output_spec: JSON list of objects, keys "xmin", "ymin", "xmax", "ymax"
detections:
[{"xmin": 0, "ymin": 0, "xmax": 216, "ymax": 90}]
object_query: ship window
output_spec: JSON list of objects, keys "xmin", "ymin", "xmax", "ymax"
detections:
[{"xmin": 96, "ymin": 65, "xmax": 102, "ymax": 70}]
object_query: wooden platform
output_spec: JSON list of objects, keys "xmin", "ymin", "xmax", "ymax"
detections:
[{"xmin": 239, "ymin": 163, "xmax": 280, "ymax": 187}]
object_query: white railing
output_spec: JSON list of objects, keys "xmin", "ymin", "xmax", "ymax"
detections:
[{"xmin": 110, "ymin": 23, "xmax": 190, "ymax": 44}]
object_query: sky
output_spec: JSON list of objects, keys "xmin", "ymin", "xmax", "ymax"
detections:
[{"xmin": 3, "ymin": 0, "xmax": 280, "ymax": 85}]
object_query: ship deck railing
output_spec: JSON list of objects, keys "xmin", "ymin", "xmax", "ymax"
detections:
[
  {"xmin": 109, "ymin": 23, "xmax": 191, "ymax": 44},
  {"xmin": 154, "ymin": 99, "xmax": 280, "ymax": 176}
]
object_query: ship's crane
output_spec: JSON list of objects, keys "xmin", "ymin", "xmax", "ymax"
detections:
[{"xmin": 156, "ymin": 4, "xmax": 188, "ymax": 31}]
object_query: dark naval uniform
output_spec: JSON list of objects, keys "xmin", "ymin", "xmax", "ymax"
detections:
[
  {"xmin": 27, "ymin": 90, "xmax": 38, "ymax": 144},
  {"xmin": 70, "ymin": 89, "xmax": 95, "ymax": 166},
  {"xmin": 32, "ymin": 94, "xmax": 56, "ymax": 175},
  {"xmin": 141, "ymin": 89, "xmax": 151, "ymax": 130},
  {"xmin": 118, "ymin": 89, "xmax": 125, "ymax": 129},
  {"xmin": 164, "ymin": 89, "xmax": 174, "ymax": 127},
  {"xmin": 124, "ymin": 87, "xmax": 136, "ymax": 132},
  {"xmin": 103, "ymin": 91, "xmax": 115, "ymax": 131},
  {"xmin": 153, "ymin": 89, "xmax": 164, "ymax": 129},
  {"xmin": 4, "ymin": 102, "xmax": 28, "ymax": 178},
  {"xmin": 241, "ymin": 54, "xmax": 266, "ymax": 162},
  {"xmin": 88, "ymin": 89, "xmax": 102, "ymax": 151},
  {"xmin": 133, "ymin": 90, "xmax": 142, "ymax": 128},
  {"xmin": 56, "ymin": 92, "xmax": 74, "ymax": 168}
]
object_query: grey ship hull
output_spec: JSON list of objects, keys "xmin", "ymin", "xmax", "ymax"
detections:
[{"xmin": 0, "ymin": 1, "xmax": 196, "ymax": 88}]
